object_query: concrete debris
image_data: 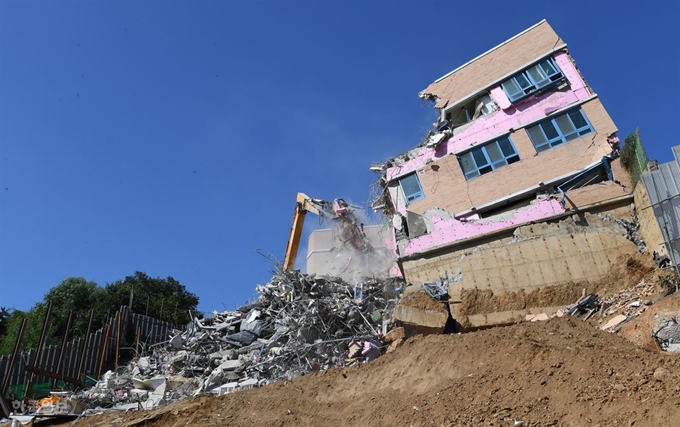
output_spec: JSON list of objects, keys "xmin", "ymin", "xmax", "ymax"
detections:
[
  {"xmin": 653, "ymin": 312, "xmax": 680, "ymax": 352},
  {"xmin": 557, "ymin": 279, "xmax": 659, "ymax": 330},
  {"xmin": 598, "ymin": 213, "xmax": 646, "ymax": 253},
  {"xmin": 425, "ymin": 130, "xmax": 451, "ymax": 148},
  {"xmin": 528, "ymin": 279, "xmax": 661, "ymax": 335},
  {"xmin": 525, "ymin": 313, "xmax": 550, "ymax": 322},
  {"xmin": 600, "ymin": 314, "xmax": 628, "ymax": 331},
  {"xmin": 63, "ymin": 269, "xmax": 404, "ymax": 415},
  {"xmin": 653, "ymin": 251, "xmax": 671, "ymax": 269}
]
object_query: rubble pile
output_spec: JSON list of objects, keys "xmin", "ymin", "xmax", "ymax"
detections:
[
  {"xmin": 74, "ymin": 270, "xmax": 404, "ymax": 413},
  {"xmin": 527, "ymin": 279, "xmax": 663, "ymax": 332}
]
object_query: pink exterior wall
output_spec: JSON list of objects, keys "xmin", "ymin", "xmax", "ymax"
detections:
[
  {"xmin": 386, "ymin": 52, "xmax": 591, "ymax": 183},
  {"xmin": 400, "ymin": 199, "xmax": 565, "ymax": 257},
  {"xmin": 383, "ymin": 50, "xmax": 615, "ymax": 260}
]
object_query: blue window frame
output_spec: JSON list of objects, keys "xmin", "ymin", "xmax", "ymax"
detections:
[
  {"xmin": 398, "ymin": 173, "xmax": 424, "ymax": 203},
  {"xmin": 526, "ymin": 108, "xmax": 594, "ymax": 153},
  {"xmin": 458, "ymin": 136, "xmax": 520, "ymax": 180},
  {"xmin": 501, "ymin": 57, "xmax": 564, "ymax": 103}
]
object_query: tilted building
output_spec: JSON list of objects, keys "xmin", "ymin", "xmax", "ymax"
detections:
[{"xmin": 372, "ymin": 20, "xmax": 645, "ymax": 329}]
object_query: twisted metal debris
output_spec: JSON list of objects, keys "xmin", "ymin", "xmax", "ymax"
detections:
[{"xmin": 71, "ymin": 269, "xmax": 404, "ymax": 414}]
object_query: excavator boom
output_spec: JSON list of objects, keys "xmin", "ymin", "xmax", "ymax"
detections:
[{"xmin": 282, "ymin": 193, "xmax": 371, "ymax": 270}]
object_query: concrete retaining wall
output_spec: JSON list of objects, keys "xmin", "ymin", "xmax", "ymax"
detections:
[{"xmin": 399, "ymin": 203, "xmax": 640, "ymax": 329}]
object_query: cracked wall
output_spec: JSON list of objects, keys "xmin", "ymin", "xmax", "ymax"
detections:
[
  {"xmin": 394, "ymin": 98, "xmax": 620, "ymax": 218},
  {"xmin": 400, "ymin": 206, "xmax": 641, "ymax": 329}
]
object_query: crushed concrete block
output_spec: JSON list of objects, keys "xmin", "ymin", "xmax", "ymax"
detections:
[
  {"xmin": 601, "ymin": 315, "xmax": 628, "ymax": 331},
  {"xmin": 209, "ymin": 349, "xmax": 235, "ymax": 360},
  {"xmin": 528, "ymin": 313, "xmax": 550, "ymax": 322},
  {"xmin": 132, "ymin": 377, "xmax": 167, "ymax": 391},
  {"xmin": 216, "ymin": 359, "xmax": 243, "ymax": 371},
  {"xmin": 143, "ymin": 380, "xmax": 166, "ymax": 409},
  {"xmin": 666, "ymin": 343, "xmax": 680, "ymax": 353},
  {"xmin": 137, "ymin": 357, "xmax": 150, "ymax": 369},
  {"xmin": 654, "ymin": 314, "xmax": 680, "ymax": 343},
  {"xmin": 170, "ymin": 334, "xmax": 183, "ymax": 349}
]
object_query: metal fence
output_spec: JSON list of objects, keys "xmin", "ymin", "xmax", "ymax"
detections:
[
  {"xmin": 642, "ymin": 145, "xmax": 680, "ymax": 272},
  {"xmin": 0, "ymin": 306, "xmax": 184, "ymax": 396}
]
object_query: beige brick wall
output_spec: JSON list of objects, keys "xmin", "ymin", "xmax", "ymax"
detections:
[
  {"xmin": 422, "ymin": 21, "xmax": 564, "ymax": 108},
  {"xmin": 405, "ymin": 98, "xmax": 621, "ymax": 216}
]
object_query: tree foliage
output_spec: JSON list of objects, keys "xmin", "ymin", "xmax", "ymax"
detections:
[
  {"xmin": 102, "ymin": 271, "xmax": 199, "ymax": 325},
  {"xmin": 620, "ymin": 128, "xmax": 648, "ymax": 187},
  {"xmin": 43, "ymin": 277, "xmax": 107, "ymax": 339},
  {"xmin": 0, "ymin": 306, "xmax": 49, "ymax": 356},
  {"xmin": 0, "ymin": 306, "xmax": 11, "ymax": 337},
  {"xmin": 0, "ymin": 272, "xmax": 199, "ymax": 356}
]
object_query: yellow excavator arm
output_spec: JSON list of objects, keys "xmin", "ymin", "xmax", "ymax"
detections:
[
  {"xmin": 283, "ymin": 193, "xmax": 330, "ymax": 270},
  {"xmin": 282, "ymin": 192, "xmax": 371, "ymax": 271}
]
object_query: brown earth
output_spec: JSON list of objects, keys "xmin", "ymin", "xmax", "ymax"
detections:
[
  {"xmin": 51, "ymin": 318, "xmax": 680, "ymax": 427},
  {"xmin": 399, "ymin": 287, "xmax": 449, "ymax": 313},
  {"xmin": 618, "ymin": 291, "xmax": 680, "ymax": 351},
  {"xmin": 8, "ymin": 255, "xmax": 678, "ymax": 427},
  {"xmin": 18, "ymin": 315, "xmax": 679, "ymax": 427}
]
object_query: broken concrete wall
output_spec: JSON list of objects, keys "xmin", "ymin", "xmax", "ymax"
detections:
[
  {"xmin": 400, "ymin": 207, "xmax": 642, "ymax": 329},
  {"xmin": 398, "ymin": 198, "xmax": 564, "ymax": 257},
  {"xmin": 390, "ymin": 51, "xmax": 597, "ymax": 188},
  {"xmin": 562, "ymin": 159, "xmax": 632, "ymax": 209},
  {"xmin": 419, "ymin": 20, "xmax": 565, "ymax": 109},
  {"xmin": 390, "ymin": 286, "xmax": 452, "ymax": 336}
]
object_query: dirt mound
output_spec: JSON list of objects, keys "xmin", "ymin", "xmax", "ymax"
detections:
[
  {"xmin": 619, "ymin": 291, "xmax": 680, "ymax": 351},
  {"xmin": 43, "ymin": 317, "xmax": 679, "ymax": 427},
  {"xmin": 594, "ymin": 253, "xmax": 659, "ymax": 294},
  {"xmin": 457, "ymin": 283, "xmax": 584, "ymax": 317},
  {"xmin": 399, "ymin": 288, "xmax": 448, "ymax": 312},
  {"xmin": 454, "ymin": 253, "xmax": 660, "ymax": 321}
]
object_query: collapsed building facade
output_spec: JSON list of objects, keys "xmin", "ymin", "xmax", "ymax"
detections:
[{"xmin": 371, "ymin": 20, "xmax": 653, "ymax": 329}]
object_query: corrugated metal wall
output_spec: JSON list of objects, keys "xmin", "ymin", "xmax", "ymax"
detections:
[{"xmin": 642, "ymin": 145, "xmax": 680, "ymax": 267}]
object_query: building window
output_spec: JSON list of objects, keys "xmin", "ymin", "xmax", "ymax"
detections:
[
  {"xmin": 501, "ymin": 57, "xmax": 563, "ymax": 102},
  {"xmin": 458, "ymin": 136, "xmax": 520, "ymax": 180},
  {"xmin": 526, "ymin": 108, "xmax": 593, "ymax": 153},
  {"xmin": 399, "ymin": 173, "xmax": 424, "ymax": 203}
]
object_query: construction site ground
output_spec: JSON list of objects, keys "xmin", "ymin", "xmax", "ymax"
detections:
[{"xmin": 7, "ymin": 257, "xmax": 680, "ymax": 427}]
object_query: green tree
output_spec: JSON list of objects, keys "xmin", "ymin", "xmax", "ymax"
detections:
[
  {"xmin": 43, "ymin": 277, "xmax": 107, "ymax": 339},
  {"xmin": 0, "ymin": 306, "xmax": 11, "ymax": 337},
  {"xmin": 102, "ymin": 271, "xmax": 198, "ymax": 324},
  {"xmin": 0, "ymin": 273, "xmax": 199, "ymax": 356},
  {"xmin": 0, "ymin": 305, "xmax": 49, "ymax": 355}
]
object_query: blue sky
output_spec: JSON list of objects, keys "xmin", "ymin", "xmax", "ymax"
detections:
[{"xmin": 1, "ymin": 1, "xmax": 677, "ymax": 314}]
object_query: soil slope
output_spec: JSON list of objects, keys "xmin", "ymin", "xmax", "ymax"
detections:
[{"xmin": 41, "ymin": 316, "xmax": 680, "ymax": 427}]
